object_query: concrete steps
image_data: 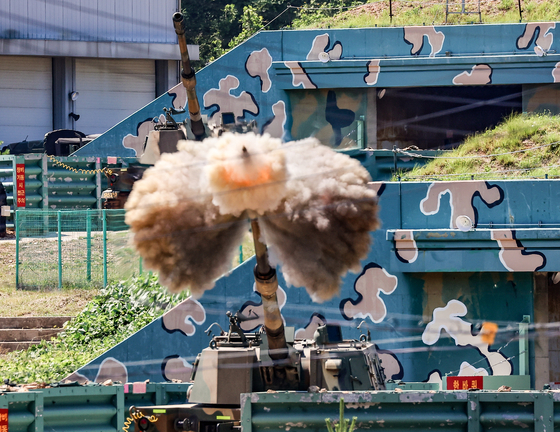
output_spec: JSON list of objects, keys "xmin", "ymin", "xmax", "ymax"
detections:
[{"xmin": 0, "ymin": 316, "xmax": 72, "ymax": 352}]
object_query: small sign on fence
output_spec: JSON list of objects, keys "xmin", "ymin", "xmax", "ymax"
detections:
[
  {"xmin": 0, "ymin": 408, "xmax": 8, "ymax": 431},
  {"xmin": 447, "ymin": 376, "xmax": 483, "ymax": 390},
  {"xmin": 16, "ymin": 163, "xmax": 26, "ymax": 207}
]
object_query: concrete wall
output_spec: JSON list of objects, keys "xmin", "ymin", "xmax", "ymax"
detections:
[
  {"xmin": 71, "ymin": 179, "xmax": 560, "ymax": 389},
  {"xmin": 75, "ymin": 21, "xmax": 560, "ymax": 157}
]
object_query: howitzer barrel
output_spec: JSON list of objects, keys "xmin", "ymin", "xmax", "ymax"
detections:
[
  {"xmin": 251, "ymin": 220, "xmax": 288, "ymax": 360},
  {"xmin": 172, "ymin": 12, "xmax": 206, "ymax": 140}
]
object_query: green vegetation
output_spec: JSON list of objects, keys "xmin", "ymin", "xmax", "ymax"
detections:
[
  {"xmin": 183, "ymin": 0, "xmax": 560, "ymax": 66},
  {"xmin": 0, "ymin": 274, "xmax": 188, "ymax": 383},
  {"xmin": 296, "ymin": 0, "xmax": 560, "ymax": 29},
  {"xmin": 398, "ymin": 113, "xmax": 560, "ymax": 181},
  {"xmin": 17, "ymin": 230, "xmax": 142, "ymax": 290},
  {"xmin": 325, "ymin": 398, "xmax": 358, "ymax": 432},
  {"xmin": 0, "ymin": 240, "xmax": 98, "ymax": 317},
  {"xmin": 181, "ymin": 0, "xmax": 359, "ymax": 65}
]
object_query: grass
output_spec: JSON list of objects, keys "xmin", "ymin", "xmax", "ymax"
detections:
[
  {"xmin": 0, "ymin": 227, "xmax": 255, "ymax": 318},
  {"xmin": 398, "ymin": 113, "xmax": 560, "ymax": 181},
  {"xmin": 16, "ymin": 231, "xmax": 141, "ymax": 290},
  {"xmin": 293, "ymin": 0, "xmax": 560, "ymax": 29},
  {"xmin": 235, "ymin": 230, "xmax": 257, "ymax": 268},
  {"xmin": 0, "ymin": 274, "xmax": 189, "ymax": 383},
  {"xmin": 0, "ymin": 232, "xmax": 99, "ymax": 317}
]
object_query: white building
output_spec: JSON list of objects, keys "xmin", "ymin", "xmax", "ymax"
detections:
[{"xmin": 0, "ymin": 0, "xmax": 197, "ymax": 145}]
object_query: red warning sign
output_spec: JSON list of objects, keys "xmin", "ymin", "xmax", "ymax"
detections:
[
  {"xmin": 0, "ymin": 408, "xmax": 8, "ymax": 431},
  {"xmin": 16, "ymin": 163, "xmax": 26, "ymax": 207},
  {"xmin": 447, "ymin": 376, "xmax": 483, "ymax": 390}
]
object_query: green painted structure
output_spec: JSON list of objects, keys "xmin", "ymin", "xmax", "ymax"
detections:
[
  {"xmin": 1, "ymin": 383, "xmax": 191, "ymax": 432},
  {"xmin": 61, "ymin": 22, "xmax": 560, "ymax": 392},
  {"xmin": 74, "ymin": 21, "xmax": 560, "ymax": 158},
  {"xmin": 4, "ymin": 19, "xmax": 560, "ymax": 432},
  {"xmin": 241, "ymin": 390, "xmax": 560, "ymax": 432},
  {"xmin": 0, "ymin": 154, "xmax": 129, "ymax": 227}
]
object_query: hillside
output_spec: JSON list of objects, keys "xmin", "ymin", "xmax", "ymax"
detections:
[
  {"xmin": 294, "ymin": 0, "xmax": 560, "ymax": 29},
  {"xmin": 399, "ymin": 113, "xmax": 560, "ymax": 180}
]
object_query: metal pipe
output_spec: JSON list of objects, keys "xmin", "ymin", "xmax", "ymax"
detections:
[
  {"xmin": 15, "ymin": 208, "xmax": 19, "ymax": 288},
  {"xmin": 103, "ymin": 209, "xmax": 107, "ymax": 287},
  {"xmin": 172, "ymin": 12, "xmax": 206, "ymax": 140},
  {"xmin": 86, "ymin": 209, "xmax": 91, "ymax": 281},
  {"xmin": 251, "ymin": 219, "xmax": 271, "ymax": 276},
  {"xmin": 250, "ymin": 219, "xmax": 288, "ymax": 360},
  {"xmin": 58, "ymin": 210, "xmax": 62, "ymax": 289}
]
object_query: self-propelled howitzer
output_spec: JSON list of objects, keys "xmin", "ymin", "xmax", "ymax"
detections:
[{"xmin": 131, "ymin": 219, "xmax": 386, "ymax": 432}]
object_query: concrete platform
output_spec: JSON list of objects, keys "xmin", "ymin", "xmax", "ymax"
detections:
[{"xmin": 0, "ymin": 316, "xmax": 72, "ymax": 352}]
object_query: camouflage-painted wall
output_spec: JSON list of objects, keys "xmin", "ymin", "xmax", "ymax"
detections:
[
  {"xmin": 68, "ymin": 179, "xmax": 560, "ymax": 388},
  {"xmin": 74, "ymin": 22, "xmax": 560, "ymax": 156}
]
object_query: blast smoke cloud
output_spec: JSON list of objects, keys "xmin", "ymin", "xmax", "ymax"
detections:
[
  {"xmin": 124, "ymin": 142, "xmax": 249, "ymax": 297},
  {"xmin": 259, "ymin": 140, "xmax": 379, "ymax": 301},
  {"xmin": 204, "ymin": 132, "xmax": 288, "ymax": 216},
  {"xmin": 125, "ymin": 132, "xmax": 379, "ymax": 301}
]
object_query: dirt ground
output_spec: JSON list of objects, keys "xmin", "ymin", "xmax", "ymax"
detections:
[{"xmin": 0, "ymin": 229, "xmax": 97, "ymax": 317}]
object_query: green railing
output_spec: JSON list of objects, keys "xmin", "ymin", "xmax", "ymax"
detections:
[
  {"xmin": 1, "ymin": 383, "xmax": 191, "ymax": 432},
  {"xmin": 4, "ymin": 385, "xmax": 560, "ymax": 432},
  {"xmin": 242, "ymin": 390, "xmax": 560, "ymax": 432},
  {"xmin": 15, "ymin": 209, "xmax": 141, "ymax": 290}
]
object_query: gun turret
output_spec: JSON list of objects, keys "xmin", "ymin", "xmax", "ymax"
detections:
[{"xmin": 172, "ymin": 12, "xmax": 206, "ymax": 141}]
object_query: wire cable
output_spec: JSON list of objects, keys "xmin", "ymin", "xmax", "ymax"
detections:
[
  {"xmin": 400, "ymin": 162, "xmax": 560, "ymax": 180},
  {"xmin": 395, "ymin": 140, "xmax": 560, "ymax": 160}
]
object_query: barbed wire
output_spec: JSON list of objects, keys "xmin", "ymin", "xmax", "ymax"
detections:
[
  {"xmin": 442, "ymin": 332, "xmax": 520, "ymax": 377},
  {"xmin": 395, "ymin": 140, "xmax": 560, "ymax": 160},
  {"xmin": 399, "ymin": 162, "xmax": 560, "ymax": 180},
  {"xmin": 46, "ymin": 154, "xmax": 113, "ymax": 176}
]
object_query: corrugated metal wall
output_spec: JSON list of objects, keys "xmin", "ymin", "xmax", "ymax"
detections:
[
  {"xmin": 74, "ymin": 58, "xmax": 156, "ymax": 135},
  {"xmin": 0, "ymin": 0, "xmax": 179, "ymax": 43},
  {"xmin": 0, "ymin": 56, "xmax": 52, "ymax": 143}
]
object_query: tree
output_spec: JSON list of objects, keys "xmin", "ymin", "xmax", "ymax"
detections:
[
  {"xmin": 228, "ymin": 6, "xmax": 263, "ymax": 48},
  {"xmin": 180, "ymin": 0, "xmax": 360, "ymax": 66}
]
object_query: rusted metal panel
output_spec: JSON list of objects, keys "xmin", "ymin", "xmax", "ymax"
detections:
[{"xmin": 242, "ymin": 391, "xmax": 558, "ymax": 432}]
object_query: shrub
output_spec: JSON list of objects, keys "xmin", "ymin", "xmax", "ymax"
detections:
[{"xmin": 0, "ymin": 274, "xmax": 188, "ymax": 384}]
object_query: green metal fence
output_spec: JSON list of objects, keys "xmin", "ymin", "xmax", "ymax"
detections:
[
  {"xmin": 1, "ymin": 382, "xmax": 191, "ymax": 432},
  {"xmin": 15, "ymin": 209, "xmax": 141, "ymax": 290},
  {"xmin": 4, "ymin": 386, "xmax": 560, "ymax": 432},
  {"xmin": 241, "ymin": 390, "xmax": 560, "ymax": 432}
]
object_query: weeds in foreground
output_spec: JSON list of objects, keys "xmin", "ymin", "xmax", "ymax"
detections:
[{"xmin": 0, "ymin": 274, "xmax": 187, "ymax": 383}]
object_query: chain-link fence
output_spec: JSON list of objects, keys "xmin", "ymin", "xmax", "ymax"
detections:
[{"xmin": 15, "ymin": 209, "xmax": 142, "ymax": 290}]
